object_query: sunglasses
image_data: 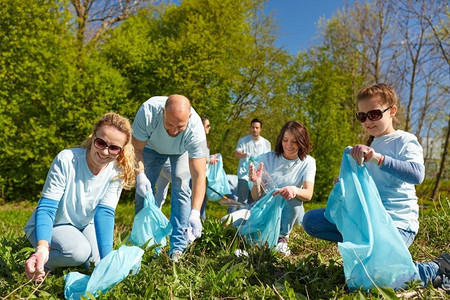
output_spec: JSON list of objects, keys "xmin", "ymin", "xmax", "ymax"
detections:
[
  {"xmin": 93, "ymin": 137, "xmax": 123, "ymax": 155},
  {"xmin": 356, "ymin": 107, "xmax": 392, "ymax": 123}
]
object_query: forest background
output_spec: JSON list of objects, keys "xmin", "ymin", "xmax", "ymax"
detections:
[{"xmin": 0, "ymin": 0, "xmax": 448, "ymax": 204}]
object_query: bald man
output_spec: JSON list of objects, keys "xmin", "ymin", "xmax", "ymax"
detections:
[{"xmin": 132, "ymin": 95, "xmax": 207, "ymax": 259}]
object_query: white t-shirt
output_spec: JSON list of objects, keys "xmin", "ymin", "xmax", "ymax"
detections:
[
  {"xmin": 132, "ymin": 96, "xmax": 207, "ymax": 158},
  {"xmin": 367, "ymin": 130, "xmax": 424, "ymax": 233},
  {"xmin": 260, "ymin": 151, "xmax": 316, "ymax": 188},
  {"xmin": 236, "ymin": 135, "xmax": 271, "ymax": 179},
  {"xmin": 24, "ymin": 148, "xmax": 123, "ymax": 237}
]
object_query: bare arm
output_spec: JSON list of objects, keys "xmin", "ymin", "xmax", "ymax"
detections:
[
  {"xmin": 294, "ymin": 181, "xmax": 314, "ymax": 201},
  {"xmin": 132, "ymin": 136, "xmax": 147, "ymax": 174},
  {"xmin": 268, "ymin": 181, "xmax": 315, "ymax": 201},
  {"xmin": 235, "ymin": 150, "xmax": 247, "ymax": 159},
  {"xmin": 251, "ymin": 182, "xmax": 264, "ymax": 201},
  {"xmin": 189, "ymin": 157, "xmax": 207, "ymax": 211}
]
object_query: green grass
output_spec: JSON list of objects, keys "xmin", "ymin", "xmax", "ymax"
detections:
[{"xmin": 1, "ymin": 197, "xmax": 449, "ymax": 299}]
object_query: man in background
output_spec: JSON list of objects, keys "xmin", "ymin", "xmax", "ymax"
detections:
[{"xmin": 234, "ymin": 118, "xmax": 271, "ymax": 208}]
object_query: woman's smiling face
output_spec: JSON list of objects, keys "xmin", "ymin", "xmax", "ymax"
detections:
[{"xmin": 282, "ymin": 130, "xmax": 299, "ymax": 160}]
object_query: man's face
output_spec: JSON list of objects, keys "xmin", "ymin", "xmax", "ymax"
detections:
[
  {"xmin": 251, "ymin": 122, "xmax": 262, "ymax": 138},
  {"xmin": 163, "ymin": 109, "xmax": 190, "ymax": 137}
]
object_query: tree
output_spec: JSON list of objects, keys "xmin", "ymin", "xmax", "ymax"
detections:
[
  {"xmin": 0, "ymin": 0, "xmax": 132, "ymax": 201},
  {"xmin": 101, "ymin": 0, "xmax": 290, "ymax": 174},
  {"xmin": 315, "ymin": 0, "xmax": 449, "ymax": 197}
]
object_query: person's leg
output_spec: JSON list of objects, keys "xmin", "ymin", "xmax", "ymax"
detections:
[
  {"xmin": 200, "ymin": 194, "xmax": 207, "ymax": 220},
  {"xmin": 169, "ymin": 152, "xmax": 191, "ymax": 254},
  {"xmin": 155, "ymin": 174, "xmax": 170, "ymax": 208},
  {"xmin": 82, "ymin": 223, "xmax": 100, "ymax": 267},
  {"xmin": 302, "ymin": 208, "xmax": 343, "ymax": 242},
  {"xmin": 415, "ymin": 261, "xmax": 440, "ymax": 286},
  {"xmin": 28, "ymin": 225, "xmax": 92, "ymax": 269},
  {"xmin": 280, "ymin": 199, "xmax": 304, "ymax": 237},
  {"xmin": 231, "ymin": 179, "xmax": 250, "ymax": 214},
  {"xmin": 237, "ymin": 179, "xmax": 249, "ymax": 205},
  {"xmin": 135, "ymin": 148, "xmax": 168, "ymax": 214},
  {"xmin": 397, "ymin": 228, "xmax": 416, "ymax": 248}
]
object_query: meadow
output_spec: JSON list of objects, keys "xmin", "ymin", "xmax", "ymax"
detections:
[{"xmin": 1, "ymin": 194, "xmax": 449, "ymax": 299}]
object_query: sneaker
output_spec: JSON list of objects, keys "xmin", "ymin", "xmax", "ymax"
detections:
[
  {"xmin": 276, "ymin": 236, "xmax": 291, "ymax": 256},
  {"xmin": 170, "ymin": 250, "xmax": 183, "ymax": 263},
  {"xmin": 432, "ymin": 252, "xmax": 450, "ymax": 290}
]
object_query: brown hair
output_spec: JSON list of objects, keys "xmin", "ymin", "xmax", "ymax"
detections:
[
  {"xmin": 357, "ymin": 83, "xmax": 398, "ymax": 146},
  {"xmin": 274, "ymin": 121, "xmax": 312, "ymax": 161},
  {"xmin": 81, "ymin": 112, "xmax": 136, "ymax": 190}
]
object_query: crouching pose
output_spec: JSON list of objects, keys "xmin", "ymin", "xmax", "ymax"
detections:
[
  {"xmin": 303, "ymin": 83, "xmax": 449, "ymax": 289},
  {"xmin": 24, "ymin": 112, "xmax": 135, "ymax": 282},
  {"xmin": 226, "ymin": 121, "xmax": 316, "ymax": 255}
]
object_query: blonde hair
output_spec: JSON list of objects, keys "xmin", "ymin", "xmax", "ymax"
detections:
[
  {"xmin": 357, "ymin": 83, "xmax": 399, "ymax": 146},
  {"xmin": 81, "ymin": 113, "xmax": 136, "ymax": 190}
]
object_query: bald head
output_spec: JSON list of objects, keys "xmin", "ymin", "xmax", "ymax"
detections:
[
  {"xmin": 165, "ymin": 94, "xmax": 191, "ymax": 113},
  {"xmin": 163, "ymin": 94, "xmax": 192, "ymax": 137}
]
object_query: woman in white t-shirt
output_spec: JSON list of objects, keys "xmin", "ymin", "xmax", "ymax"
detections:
[
  {"xmin": 24, "ymin": 112, "xmax": 135, "ymax": 282},
  {"xmin": 226, "ymin": 121, "xmax": 316, "ymax": 255}
]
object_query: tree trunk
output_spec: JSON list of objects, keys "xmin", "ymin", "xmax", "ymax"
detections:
[{"xmin": 431, "ymin": 115, "xmax": 450, "ymax": 201}]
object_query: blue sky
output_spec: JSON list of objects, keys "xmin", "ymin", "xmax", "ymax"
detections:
[{"xmin": 265, "ymin": 0, "xmax": 354, "ymax": 54}]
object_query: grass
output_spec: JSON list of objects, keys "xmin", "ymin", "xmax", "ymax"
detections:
[{"xmin": 1, "ymin": 197, "xmax": 449, "ymax": 299}]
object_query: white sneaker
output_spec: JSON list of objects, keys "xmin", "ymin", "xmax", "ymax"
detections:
[
  {"xmin": 275, "ymin": 241, "xmax": 291, "ymax": 256},
  {"xmin": 234, "ymin": 249, "xmax": 249, "ymax": 258},
  {"xmin": 170, "ymin": 250, "xmax": 183, "ymax": 262}
]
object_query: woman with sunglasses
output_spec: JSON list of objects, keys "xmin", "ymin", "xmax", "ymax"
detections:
[
  {"xmin": 302, "ymin": 83, "xmax": 450, "ymax": 289},
  {"xmin": 23, "ymin": 112, "xmax": 135, "ymax": 282}
]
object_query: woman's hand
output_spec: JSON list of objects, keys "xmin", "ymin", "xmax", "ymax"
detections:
[
  {"xmin": 25, "ymin": 245, "xmax": 49, "ymax": 282},
  {"xmin": 273, "ymin": 186, "xmax": 297, "ymax": 200},
  {"xmin": 249, "ymin": 162, "xmax": 264, "ymax": 184}
]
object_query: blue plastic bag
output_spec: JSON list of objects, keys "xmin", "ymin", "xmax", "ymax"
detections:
[
  {"xmin": 238, "ymin": 192, "xmax": 286, "ymax": 248},
  {"xmin": 130, "ymin": 192, "xmax": 172, "ymax": 252},
  {"xmin": 325, "ymin": 147, "xmax": 419, "ymax": 290},
  {"xmin": 206, "ymin": 153, "xmax": 232, "ymax": 201},
  {"xmin": 64, "ymin": 245, "xmax": 144, "ymax": 299}
]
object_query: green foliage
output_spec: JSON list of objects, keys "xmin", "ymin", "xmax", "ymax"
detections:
[
  {"xmin": 283, "ymin": 50, "xmax": 363, "ymax": 201},
  {"xmin": 0, "ymin": 0, "xmax": 132, "ymax": 201},
  {"xmin": 101, "ymin": 0, "xmax": 291, "ymax": 175},
  {"xmin": 1, "ymin": 199, "xmax": 449, "ymax": 299}
]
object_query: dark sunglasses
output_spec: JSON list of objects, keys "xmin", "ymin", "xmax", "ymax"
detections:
[
  {"xmin": 356, "ymin": 107, "xmax": 392, "ymax": 123},
  {"xmin": 93, "ymin": 137, "xmax": 123, "ymax": 155}
]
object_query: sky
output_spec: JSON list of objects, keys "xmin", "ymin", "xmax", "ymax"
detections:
[{"xmin": 265, "ymin": 0, "xmax": 355, "ymax": 54}]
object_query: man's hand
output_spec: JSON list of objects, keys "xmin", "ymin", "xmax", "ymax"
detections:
[
  {"xmin": 136, "ymin": 173, "xmax": 152, "ymax": 197},
  {"xmin": 188, "ymin": 209, "xmax": 202, "ymax": 239},
  {"xmin": 25, "ymin": 245, "xmax": 49, "ymax": 282}
]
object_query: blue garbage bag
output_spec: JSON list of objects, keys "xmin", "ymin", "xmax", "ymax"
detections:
[
  {"xmin": 206, "ymin": 153, "xmax": 232, "ymax": 201},
  {"xmin": 64, "ymin": 272, "xmax": 90, "ymax": 300},
  {"xmin": 324, "ymin": 147, "xmax": 419, "ymax": 290},
  {"xmin": 238, "ymin": 192, "xmax": 286, "ymax": 248},
  {"xmin": 64, "ymin": 245, "xmax": 144, "ymax": 299},
  {"xmin": 130, "ymin": 192, "xmax": 172, "ymax": 252}
]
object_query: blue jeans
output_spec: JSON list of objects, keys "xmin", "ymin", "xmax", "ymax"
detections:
[
  {"xmin": 154, "ymin": 159, "xmax": 172, "ymax": 208},
  {"xmin": 237, "ymin": 179, "xmax": 253, "ymax": 205},
  {"xmin": 28, "ymin": 224, "xmax": 99, "ymax": 270},
  {"xmin": 135, "ymin": 148, "xmax": 191, "ymax": 254},
  {"xmin": 280, "ymin": 199, "xmax": 304, "ymax": 237},
  {"xmin": 302, "ymin": 208, "xmax": 439, "ymax": 285}
]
